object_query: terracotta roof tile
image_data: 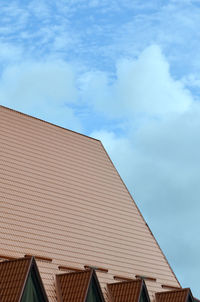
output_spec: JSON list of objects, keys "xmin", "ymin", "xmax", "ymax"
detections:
[
  {"xmin": 156, "ymin": 288, "xmax": 192, "ymax": 302},
  {"xmin": 107, "ymin": 279, "xmax": 143, "ymax": 302},
  {"xmin": 0, "ymin": 105, "xmax": 181, "ymax": 300},
  {"xmin": 56, "ymin": 270, "xmax": 92, "ymax": 302},
  {"xmin": 0, "ymin": 257, "xmax": 31, "ymax": 302}
]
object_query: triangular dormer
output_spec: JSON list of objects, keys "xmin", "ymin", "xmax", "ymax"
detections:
[
  {"xmin": 56, "ymin": 269, "xmax": 105, "ymax": 302},
  {"xmin": 107, "ymin": 279, "xmax": 150, "ymax": 302},
  {"xmin": 156, "ymin": 288, "xmax": 194, "ymax": 302},
  {"xmin": 0, "ymin": 257, "xmax": 48, "ymax": 302}
]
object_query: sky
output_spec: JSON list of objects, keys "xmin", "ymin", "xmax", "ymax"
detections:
[{"xmin": 0, "ymin": 0, "xmax": 200, "ymax": 297}]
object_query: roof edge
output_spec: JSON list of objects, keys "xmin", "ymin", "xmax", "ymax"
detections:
[
  {"xmin": 108, "ymin": 278, "xmax": 142, "ymax": 286},
  {"xmin": 156, "ymin": 288, "xmax": 190, "ymax": 296},
  {"xmin": 99, "ymin": 140, "xmax": 181, "ymax": 288},
  {"xmin": 55, "ymin": 274, "xmax": 64, "ymax": 302},
  {"xmin": 0, "ymin": 105, "xmax": 100, "ymax": 143},
  {"xmin": 185, "ymin": 289, "xmax": 194, "ymax": 302},
  {"xmin": 55, "ymin": 269, "xmax": 88, "ymax": 278}
]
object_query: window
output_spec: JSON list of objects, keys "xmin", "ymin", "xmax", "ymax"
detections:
[{"xmin": 21, "ymin": 268, "xmax": 47, "ymax": 302}]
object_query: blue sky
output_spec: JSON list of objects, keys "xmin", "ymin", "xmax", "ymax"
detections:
[{"xmin": 1, "ymin": 0, "xmax": 200, "ymax": 297}]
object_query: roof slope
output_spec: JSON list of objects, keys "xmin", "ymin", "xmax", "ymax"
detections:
[
  {"xmin": 56, "ymin": 269, "xmax": 105, "ymax": 302},
  {"xmin": 56, "ymin": 270, "xmax": 92, "ymax": 302},
  {"xmin": 0, "ymin": 257, "xmax": 49, "ymax": 302},
  {"xmin": 0, "ymin": 105, "xmax": 180, "ymax": 301},
  {"xmin": 107, "ymin": 279, "xmax": 144, "ymax": 302},
  {"xmin": 0, "ymin": 257, "xmax": 31, "ymax": 302},
  {"xmin": 156, "ymin": 289, "xmax": 193, "ymax": 302}
]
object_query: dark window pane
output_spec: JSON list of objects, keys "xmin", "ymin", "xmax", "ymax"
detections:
[
  {"xmin": 139, "ymin": 288, "xmax": 149, "ymax": 302},
  {"xmin": 21, "ymin": 269, "xmax": 45, "ymax": 302},
  {"xmin": 86, "ymin": 277, "xmax": 102, "ymax": 302}
]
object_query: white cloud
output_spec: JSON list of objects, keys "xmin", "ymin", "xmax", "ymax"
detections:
[
  {"xmin": 82, "ymin": 45, "xmax": 192, "ymax": 118},
  {"xmin": 0, "ymin": 42, "xmax": 23, "ymax": 63},
  {"xmin": 90, "ymin": 130, "xmax": 134, "ymax": 176},
  {"xmin": 0, "ymin": 60, "xmax": 82, "ymax": 131},
  {"xmin": 28, "ymin": 0, "xmax": 50, "ymax": 19},
  {"xmin": 88, "ymin": 45, "xmax": 200, "ymax": 297},
  {"xmin": 92, "ymin": 102, "xmax": 200, "ymax": 296},
  {"xmin": 182, "ymin": 73, "xmax": 200, "ymax": 88},
  {"xmin": 0, "ymin": 60, "xmax": 77, "ymax": 103}
]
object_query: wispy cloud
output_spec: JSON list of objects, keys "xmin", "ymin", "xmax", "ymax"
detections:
[
  {"xmin": 81, "ymin": 45, "xmax": 192, "ymax": 118},
  {"xmin": 88, "ymin": 44, "xmax": 200, "ymax": 296},
  {"xmin": 0, "ymin": 60, "xmax": 82, "ymax": 131},
  {"xmin": 1, "ymin": 0, "xmax": 200, "ymax": 76}
]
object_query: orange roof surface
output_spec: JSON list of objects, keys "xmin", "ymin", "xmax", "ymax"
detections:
[
  {"xmin": 56, "ymin": 270, "xmax": 92, "ymax": 302},
  {"xmin": 0, "ymin": 105, "xmax": 180, "ymax": 301},
  {"xmin": 107, "ymin": 279, "xmax": 145, "ymax": 302},
  {"xmin": 156, "ymin": 289, "xmax": 192, "ymax": 302},
  {"xmin": 0, "ymin": 257, "xmax": 31, "ymax": 302},
  {"xmin": 56, "ymin": 269, "xmax": 105, "ymax": 302}
]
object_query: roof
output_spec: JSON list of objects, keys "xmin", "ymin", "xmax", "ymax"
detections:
[
  {"xmin": 0, "ymin": 105, "xmax": 180, "ymax": 301},
  {"xmin": 0, "ymin": 257, "xmax": 31, "ymax": 302},
  {"xmin": 56, "ymin": 269, "xmax": 105, "ymax": 302},
  {"xmin": 107, "ymin": 279, "xmax": 147, "ymax": 302},
  {"xmin": 56, "ymin": 270, "xmax": 92, "ymax": 302},
  {"xmin": 0, "ymin": 256, "xmax": 48, "ymax": 302},
  {"xmin": 156, "ymin": 289, "xmax": 193, "ymax": 302}
]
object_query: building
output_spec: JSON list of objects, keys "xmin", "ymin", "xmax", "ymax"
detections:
[{"xmin": 0, "ymin": 105, "xmax": 195, "ymax": 302}]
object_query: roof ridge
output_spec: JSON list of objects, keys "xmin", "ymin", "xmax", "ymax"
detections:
[
  {"xmin": 56, "ymin": 269, "xmax": 91, "ymax": 277},
  {"xmin": 156, "ymin": 288, "xmax": 189, "ymax": 295},
  {"xmin": 0, "ymin": 257, "xmax": 32, "ymax": 264},
  {"xmin": 108, "ymin": 278, "xmax": 142, "ymax": 286},
  {"xmin": 0, "ymin": 105, "xmax": 100, "ymax": 142}
]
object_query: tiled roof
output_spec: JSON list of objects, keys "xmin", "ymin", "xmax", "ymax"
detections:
[
  {"xmin": 0, "ymin": 105, "xmax": 180, "ymax": 300},
  {"xmin": 0, "ymin": 257, "xmax": 31, "ymax": 302},
  {"xmin": 156, "ymin": 288, "xmax": 192, "ymax": 302},
  {"xmin": 107, "ymin": 279, "xmax": 143, "ymax": 302},
  {"xmin": 56, "ymin": 270, "xmax": 92, "ymax": 302}
]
